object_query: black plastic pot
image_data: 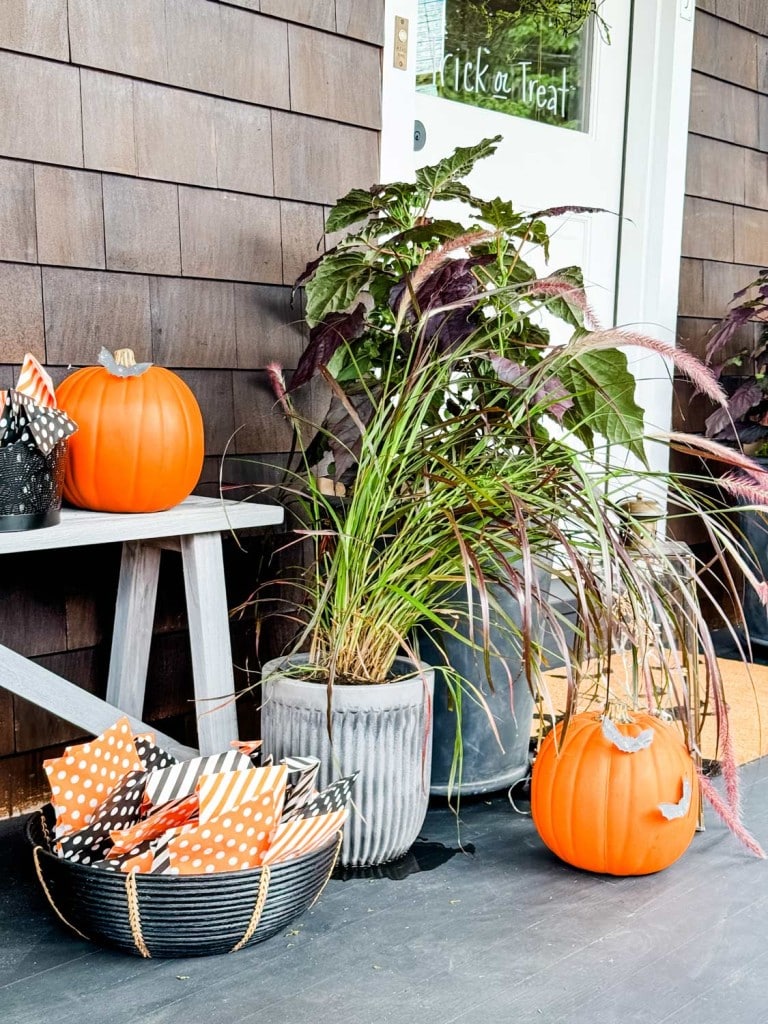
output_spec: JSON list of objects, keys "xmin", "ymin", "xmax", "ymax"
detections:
[
  {"xmin": 0, "ymin": 440, "xmax": 67, "ymax": 532},
  {"xmin": 27, "ymin": 805, "xmax": 340, "ymax": 958}
]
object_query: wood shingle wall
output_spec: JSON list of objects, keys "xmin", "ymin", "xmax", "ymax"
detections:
[
  {"xmin": 674, "ymin": 0, "xmax": 768, "ymax": 545},
  {"xmin": 0, "ymin": 0, "xmax": 383, "ymax": 817},
  {"xmin": 677, "ymin": 0, "xmax": 768, "ymax": 390}
]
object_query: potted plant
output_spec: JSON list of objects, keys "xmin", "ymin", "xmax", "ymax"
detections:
[
  {"xmin": 251, "ymin": 139, "xmax": 767, "ymax": 869},
  {"xmin": 703, "ymin": 269, "xmax": 768, "ymax": 645}
]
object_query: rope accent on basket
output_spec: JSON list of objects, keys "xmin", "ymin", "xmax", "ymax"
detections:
[
  {"xmin": 125, "ymin": 869, "xmax": 152, "ymax": 958},
  {"xmin": 308, "ymin": 830, "xmax": 343, "ymax": 909},
  {"xmin": 123, "ymin": 862, "xmax": 274, "ymax": 957},
  {"xmin": 230, "ymin": 866, "xmax": 272, "ymax": 953},
  {"xmin": 32, "ymin": 843, "xmax": 91, "ymax": 944}
]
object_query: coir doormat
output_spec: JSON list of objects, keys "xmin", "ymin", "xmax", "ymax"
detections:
[{"xmin": 540, "ymin": 655, "xmax": 768, "ymax": 767}]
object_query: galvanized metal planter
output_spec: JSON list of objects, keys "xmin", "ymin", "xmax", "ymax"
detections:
[
  {"xmin": 420, "ymin": 574, "xmax": 552, "ymax": 797},
  {"xmin": 261, "ymin": 655, "xmax": 434, "ymax": 868}
]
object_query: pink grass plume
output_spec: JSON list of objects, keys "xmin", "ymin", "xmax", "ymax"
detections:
[{"xmin": 698, "ymin": 773, "xmax": 766, "ymax": 858}]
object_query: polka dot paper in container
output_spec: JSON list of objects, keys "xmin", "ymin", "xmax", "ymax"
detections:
[
  {"xmin": 40, "ymin": 717, "xmax": 357, "ymax": 878},
  {"xmin": 43, "ymin": 717, "xmax": 143, "ymax": 838}
]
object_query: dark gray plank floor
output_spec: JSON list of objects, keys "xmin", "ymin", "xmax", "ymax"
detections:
[{"xmin": 2, "ymin": 759, "xmax": 768, "ymax": 1024}]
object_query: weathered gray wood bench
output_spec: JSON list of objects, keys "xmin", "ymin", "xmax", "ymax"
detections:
[{"xmin": 0, "ymin": 495, "xmax": 283, "ymax": 760}]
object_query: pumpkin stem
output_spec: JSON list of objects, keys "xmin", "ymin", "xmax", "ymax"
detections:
[
  {"xmin": 601, "ymin": 714, "xmax": 655, "ymax": 752},
  {"xmin": 603, "ymin": 700, "xmax": 635, "ymax": 724},
  {"xmin": 98, "ymin": 347, "xmax": 153, "ymax": 378},
  {"xmin": 114, "ymin": 349, "xmax": 137, "ymax": 368}
]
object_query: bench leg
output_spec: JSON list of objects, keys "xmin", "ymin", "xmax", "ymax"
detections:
[
  {"xmin": 106, "ymin": 540, "xmax": 162, "ymax": 719},
  {"xmin": 180, "ymin": 532, "xmax": 239, "ymax": 754}
]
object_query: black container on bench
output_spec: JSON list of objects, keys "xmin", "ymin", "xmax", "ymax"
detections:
[{"xmin": 0, "ymin": 439, "xmax": 67, "ymax": 532}]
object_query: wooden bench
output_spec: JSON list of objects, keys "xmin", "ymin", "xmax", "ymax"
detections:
[{"xmin": 0, "ymin": 496, "xmax": 283, "ymax": 760}]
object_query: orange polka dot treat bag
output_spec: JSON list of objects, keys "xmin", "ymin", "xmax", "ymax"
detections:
[
  {"xmin": 162, "ymin": 766, "xmax": 289, "ymax": 875},
  {"xmin": 55, "ymin": 347, "xmax": 204, "ymax": 513},
  {"xmin": 43, "ymin": 717, "xmax": 143, "ymax": 839}
]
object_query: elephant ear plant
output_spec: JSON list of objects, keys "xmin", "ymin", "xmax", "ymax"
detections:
[{"xmin": 252, "ymin": 137, "xmax": 768, "ymax": 865}]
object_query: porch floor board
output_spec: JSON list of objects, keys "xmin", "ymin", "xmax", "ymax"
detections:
[
  {"xmin": 4, "ymin": 757, "xmax": 768, "ymax": 1019},
  {"xmin": 2, "ymin": 755, "xmax": 768, "ymax": 1023}
]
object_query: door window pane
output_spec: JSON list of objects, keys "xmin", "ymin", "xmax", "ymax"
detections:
[{"xmin": 416, "ymin": 0, "xmax": 593, "ymax": 132}]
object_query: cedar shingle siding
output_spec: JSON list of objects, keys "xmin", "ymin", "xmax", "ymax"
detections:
[
  {"xmin": 0, "ymin": 0, "xmax": 383, "ymax": 817},
  {"xmin": 675, "ymin": 1, "xmax": 768, "ymax": 548},
  {"xmin": 678, "ymin": 1, "xmax": 768, "ymax": 388}
]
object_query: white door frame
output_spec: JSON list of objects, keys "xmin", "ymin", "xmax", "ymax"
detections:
[
  {"xmin": 615, "ymin": 1, "xmax": 695, "ymax": 461},
  {"xmin": 380, "ymin": 0, "xmax": 696, "ymax": 447}
]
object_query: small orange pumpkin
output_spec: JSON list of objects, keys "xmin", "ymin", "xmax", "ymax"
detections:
[
  {"xmin": 531, "ymin": 709, "xmax": 698, "ymax": 876},
  {"xmin": 56, "ymin": 348, "xmax": 204, "ymax": 513}
]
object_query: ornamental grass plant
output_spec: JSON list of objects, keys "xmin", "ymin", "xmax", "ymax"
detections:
[{"xmin": 248, "ymin": 138, "xmax": 768, "ymax": 854}]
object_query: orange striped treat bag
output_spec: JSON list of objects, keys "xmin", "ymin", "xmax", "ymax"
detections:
[
  {"xmin": 43, "ymin": 717, "xmax": 143, "ymax": 838},
  {"xmin": 196, "ymin": 764, "xmax": 288, "ymax": 823},
  {"xmin": 16, "ymin": 353, "xmax": 56, "ymax": 409},
  {"xmin": 262, "ymin": 809, "xmax": 346, "ymax": 866},
  {"xmin": 261, "ymin": 774, "xmax": 356, "ymax": 865},
  {"xmin": 107, "ymin": 793, "xmax": 199, "ymax": 856}
]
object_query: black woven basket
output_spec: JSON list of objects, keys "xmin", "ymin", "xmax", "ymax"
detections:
[
  {"xmin": 27, "ymin": 805, "xmax": 341, "ymax": 958},
  {"xmin": 0, "ymin": 439, "xmax": 67, "ymax": 532}
]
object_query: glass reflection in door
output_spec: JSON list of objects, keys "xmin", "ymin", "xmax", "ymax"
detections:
[{"xmin": 416, "ymin": 0, "xmax": 594, "ymax": 132}]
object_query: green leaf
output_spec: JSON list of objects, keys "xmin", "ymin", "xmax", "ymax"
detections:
[
  {"xmin": 415, "ymin": 137, "xmax": 502, "ymax": 196},
  {"xmin": 324, "ymin": 188, "xmax": 380, "ymax": 235},
  {"xmin": 472, "ymin": 198, "xmax": 524, "ymax": 232},
  {"xmin": 388, "ymin": 220, "xmax": 469, "ymax": 247},
  {"xmin": 538, "ymin": 266, "xmax": 587, "ymax": 328},
  {"xmin": 367, "ymin": 272, "xmax": 399, "ymax": 309},
  {"xmin": 304, "ymin": 250, "xmax": 376, "ymax": 326},
  {"xmin": 433, "ymin": 181, "xmax": 474, "ymax": 204},
  {"xmin": 517, "ymin": 218, "xmax": 550, "ymax": 259},
  {"xmin": 560, "ymin": 348, "xmax": 646, "ymax": 460}
]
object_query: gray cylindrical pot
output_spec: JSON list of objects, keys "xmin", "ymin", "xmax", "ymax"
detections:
[
  {"xmin": 420, "ymin": 572, "xmax": 553, "ymax": 797},
  {"xmin": 260, "ymin": 654, "xmax": 434, "ymax": 868},
  {"xmin": 420, "ymin": 586, "xmax": 533, "ymax": 796}
]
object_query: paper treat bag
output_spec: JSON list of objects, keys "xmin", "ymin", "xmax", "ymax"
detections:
[
  {"xmin": 43, "ymin": 718, "xmax": 357, "ymax": 876},
  {"xmin": 0, "ymin": 354, "xmax": 77, "ymax": 532}
]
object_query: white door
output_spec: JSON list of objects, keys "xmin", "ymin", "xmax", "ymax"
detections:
[
  {"xmin": 382, "ymin": 0, "xmax": 631, "ymax": 332},
  {"xmin": 381, "ymin": 1, "xmax": 696, "ymax": 453}
]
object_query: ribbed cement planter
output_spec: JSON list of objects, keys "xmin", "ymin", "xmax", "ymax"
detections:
[{"xmin": 260, "ymin": 655, "xmax": 434, "ymax": 868}]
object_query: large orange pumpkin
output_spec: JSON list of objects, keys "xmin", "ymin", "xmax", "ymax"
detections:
[
  {"xmin": 56, "ymin": 348, "xmax": 204, "ymax": 513},
  {"xmin": 531, "ymin": 710, "xmax": 698, "ymax": 875}
]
